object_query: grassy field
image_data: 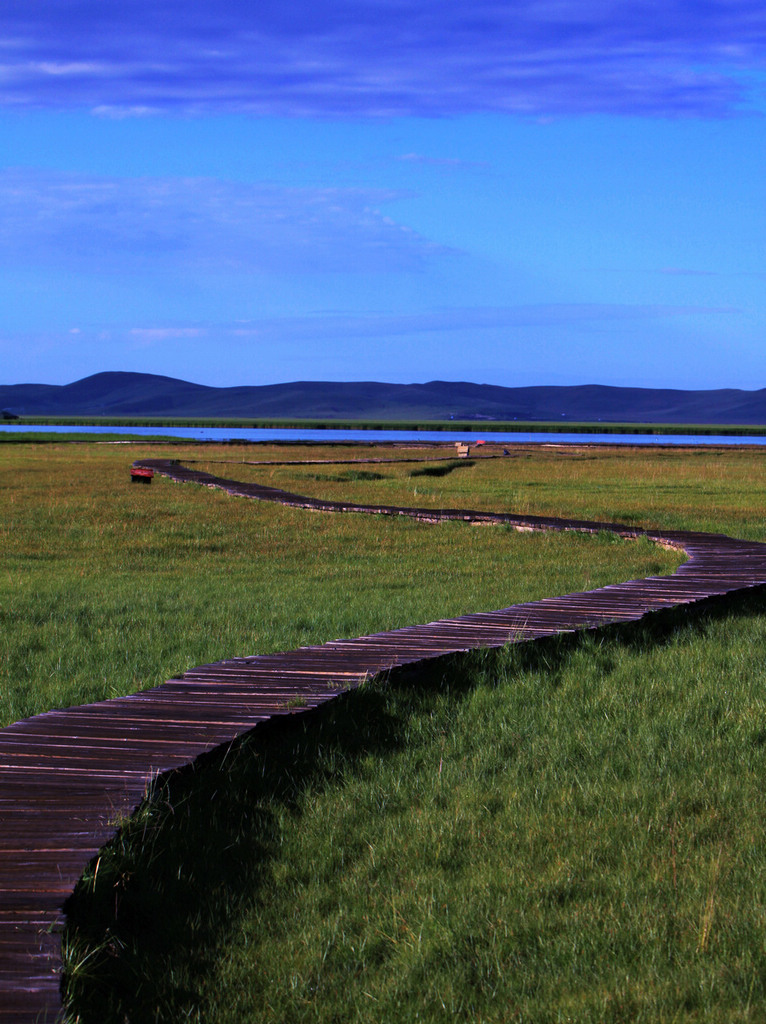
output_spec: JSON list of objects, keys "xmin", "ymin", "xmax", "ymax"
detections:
[
  {"xmin": 194, "ymin": 442, "xmax": 766, "ymax": 539},
  {"xmin": 65, "ymin": 600, "xmax": 766, "ymax": 1024},
  {"xmin": 2, "ymin": 439, "xmax": 765, "ymax": 1022},
  {"xmin": 0, "ymin": 442, "xmax": 680, "ymax": 727},
  {"xmin": 0, "ymin": 430, "xmax": 178, "ymax": 443}
]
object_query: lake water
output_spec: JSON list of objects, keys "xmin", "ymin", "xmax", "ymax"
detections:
[{"xmin": 1, "ymin": 424, "xmax": 765, "ymax": 446}]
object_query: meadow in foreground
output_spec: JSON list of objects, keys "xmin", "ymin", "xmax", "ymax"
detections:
[
  {"xmin": 0, "ymin": 441, "xmax": 679, "ymax": 726},
  {"xmin": 2, "ymin": 439, "xmax": 764, "ymax": 1022},
  {"xmin": 66, "ymin": 596, "xmax": 766, "ymax": 1024},
  {"xmin": 193, "ymin": 441, "xmax": 765, "ymax": 539}
]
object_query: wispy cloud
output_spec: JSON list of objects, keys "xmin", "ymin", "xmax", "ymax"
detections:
[
  {"xmin": 123, "ymin": 304, "xmax": 737, "ymax": 346},
  {"xmin": 0, "ymin": 2, "xmax": 764, "ymax": 117},
  {"xmin": 271, "ymin": 304, "xmax": 736, "ymax": 339},
  {"xmin": 660, "ymin": 266, "xmax": 718, "ymax": 276},
  {"xmin": 130, "ymin": 327, "xmax": 205, "ymax": 343},
  {"xmin": 396, "ymin": 153, "xmax": 489, "ymax": 170},
  {"xmin": 0, "ymin": 169, "xmax": 441, "ymax": 274}
]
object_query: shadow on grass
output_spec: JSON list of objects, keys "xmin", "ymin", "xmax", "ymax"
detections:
[
  {"xmin": 409, "ymin": 459, "xmax": 475, "ymax": 478},
  {"xmin": 61, "ymin": 584, "xmax": 766, "ymax": 1023},
  {"xmin": 303, "ymin": 469, "xmax": 388, "ymax": 483}
]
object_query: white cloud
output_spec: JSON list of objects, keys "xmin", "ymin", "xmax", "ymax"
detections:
[
  {"xmin": 0, "ymin": 1, "xmax": 764, "ymax": 117},
  {"xmin": 0, "ymin": 169, "xmax": 442, "ymax": 275},
  {"xmin": 130, "ymin": 327, "xmax": 205, "ymax": 341},
  {"xmin": 121, "ymin": 304, "xmax": 739, "ymax": 346}
]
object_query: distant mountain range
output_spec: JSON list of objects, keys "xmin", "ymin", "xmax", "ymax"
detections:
[{"xmin": 2, "ymin": 372, "xmax": 766, "ymax": 424}]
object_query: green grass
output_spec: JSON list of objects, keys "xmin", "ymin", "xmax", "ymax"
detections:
[
  {"xmin": 0, "ymin": 442, "xmax": 679, "ymax": 726},
  {"xmin": 199, "ymin": 601, "xmax": 766, "ymax": 1024},
  {"xmin": 63, "ymin": 596, "xmax": 766, "ymax": 1023},
  {"xmin": 196, "ymin": 443, "xmax": 766, "ymax": 540},
  {"xmin": 0, "ymin": 431, "xmax": 180, "ymax": 443},
  {"xmin": 3, "ymin": 440, "xmax": 765, "ymax": 1022}
]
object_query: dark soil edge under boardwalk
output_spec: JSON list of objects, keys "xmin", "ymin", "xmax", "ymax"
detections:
[{"xmin": 1, "ymin": 457, "xmax": 765, "ymax": 1022}]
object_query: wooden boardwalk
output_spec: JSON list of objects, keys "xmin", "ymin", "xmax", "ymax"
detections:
[{"xmin": 1, "ymin": 457, "xmax": 765, "ymax": 1021}]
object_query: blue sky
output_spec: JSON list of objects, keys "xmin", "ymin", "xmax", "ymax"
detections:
[{"xmin": 0, "ymin": 1, "xmax": 764, "ymax": 388}]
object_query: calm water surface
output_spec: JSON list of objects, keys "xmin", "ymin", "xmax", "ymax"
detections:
[{"xmin": 1, "ymin": 424, "xmax": 766, "ymax": 446}]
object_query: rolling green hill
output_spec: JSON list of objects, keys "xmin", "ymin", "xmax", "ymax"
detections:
[{"xmin": 2, "ymin": 371, "xmax": 766, "ymax": 423}]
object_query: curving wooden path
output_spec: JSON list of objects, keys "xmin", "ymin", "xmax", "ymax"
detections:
[{"xmin": 2, "ymin": 456, "xmax": 766, "ymax": 1022}]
